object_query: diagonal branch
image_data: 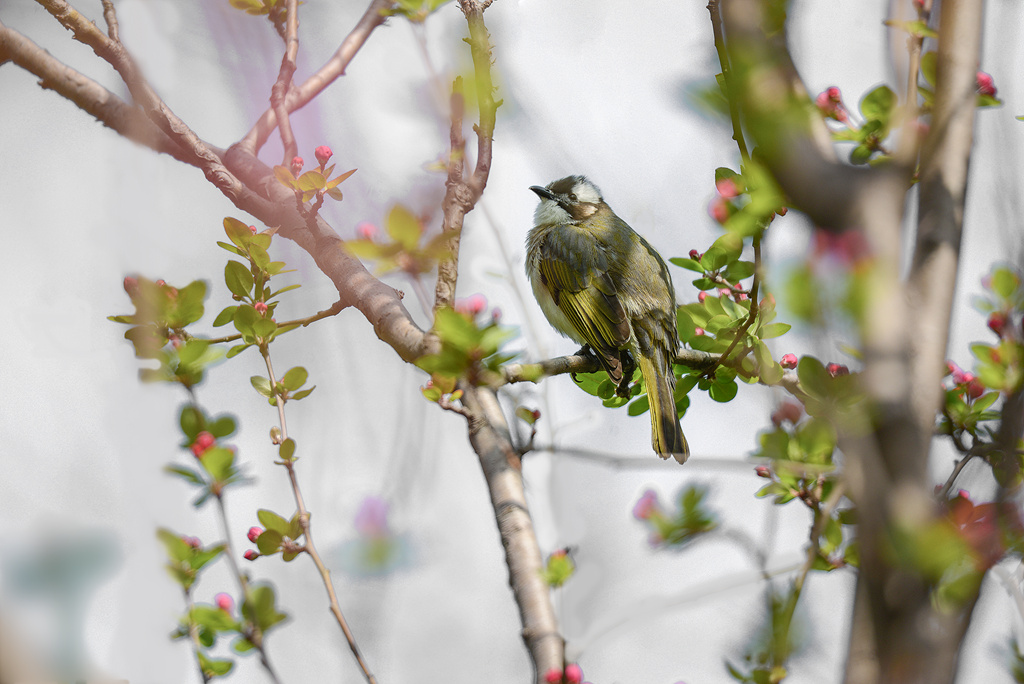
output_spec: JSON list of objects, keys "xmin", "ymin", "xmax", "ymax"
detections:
[
  {"xmin": 433, "ymin": 0, "xmax": 502, "ymax": 313},
  {"xmin": 239, "ymin": 0, "xmax": 396, "ymax": 155},
  {"xmin": 270, "ymin": 0, "xmax": 301, "ymax": 164}
]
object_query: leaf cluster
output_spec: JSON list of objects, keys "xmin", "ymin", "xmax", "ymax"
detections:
[{"xmin": 345, "ymin": 204, "xmax": 456, "ymax": 277}]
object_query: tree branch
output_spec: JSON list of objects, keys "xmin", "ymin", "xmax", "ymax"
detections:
[
  {"xmin": 460, "ymin": 385, "xmax": 563, "ymax": 682},
  {"xmin": 270, "ymin": 0, "xmax": 300, "ymax": 165},
  {"xmin": 238, "ymin": 0, "xmax": 396, "ymax": 155}
]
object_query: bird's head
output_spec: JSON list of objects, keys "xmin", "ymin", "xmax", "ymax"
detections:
[{"xmin": 530, "ymin": 175, "xmax": 605, "ymax": 225}]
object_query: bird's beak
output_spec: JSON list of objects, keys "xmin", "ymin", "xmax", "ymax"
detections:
[{"xmin": 529, "ymin": 185, "xmax": 557, "ymax": 201}]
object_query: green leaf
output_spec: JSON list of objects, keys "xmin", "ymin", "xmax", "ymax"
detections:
[
  {"xmin": 225, "ymin": 261, "xmax": 253, "ymax": 299},
  {"xmin": 627, "ymin": 394, "xmax": 650, "ymax": 416},
  {"xmin": 273, "ymin": 165, "xmax": 296, "ymax": 188},
  {"xmin": 281, "ymin": 366, "xmax": 308, "ymax": 391},
  {"xmin": 224, "ymin": 217, "xmax": 253, "ymax": 248},
  {"xmin": 251, "ymin": 375, "xmax": 272, "ymax": 397},
  {"xmin": 191, "ymin": 605, "xmax": 238, "ymax": 632},
  {"xmin": 758, "ymin": 322, "xmax": 791, "ymax": 339},
  {"xmin": 386, "ymin": 204, "xmax": 422, "ymax": 250},
  {"xmin": 279, "ymin": 438, "xmax": 296, "ymax": 461},
  {"xmin": 180, "ymin": 405, "xmax": 205, "ymax": 440},
  {"xmin": 232, "ymin": 637, "xmax": 256, "ymax": 654},
  {"xmin": 256, "ymin": 529, "xmax": 282, "ymax": 555},
  {"xmin": 243, "ymin": 584, "xmax": 288, "ymax": 633},
  {"xmin": 156, "ymin": 528, "xmax": 192, "ymax": 562},
  {"xmin": 850, "ymin": 143, "xmax": 873, "ymax": 165},
  {"xmin": 200, "ymin": 447, "xmax": 235, "ymax": 482},
  {"xmin": 198, "ymin": 652, "xmax": 234, "ymax": 678},
  {"xmin": 257, "ymin": 509, "xmax": 292, "ymax": 536},
  {"xmin": 165, "ymin": 465, "xmax": 205, "ymax": 486},
  {"xmin": 249, "ymin": 244, "xmax": 271, "ymax": 270},
  {"xmin": 295, "ymin": 171, "xmax": 327, "ymax": 192},
  {"xmin": 990, "ymin": 267, "xmax": 1020, "ymax": 299},
  {"xmin": 709, "ymin": 376, "xmax": 738, "ymax": 402},
  {"xmin": 669, "ymin": 257, "xmax": 704, "ymax": 273},
  {"xmin": 209, "ymin": 415, "xmax": 237, "ymax": 438},
  {"xmin": 213, "ymin": 306, "xmax": 238, "ymax": 327},
  {"xmin": 227, "ymin": 343, "xmax": 250, "ymax": 358},
  {"xmin": 796, "ymin": 418, "xmax": 836, "ymax": 463},
  {"xmin": 292, "ymin": 387, "xmax": 316, "ymax": 401},
  {"xmin": 326, "ymin": 168, "xmax": 357, "ymax": 188},
  {"xmin": 920, "ymin": 51, "xmax": 937, "ymax": 86}
]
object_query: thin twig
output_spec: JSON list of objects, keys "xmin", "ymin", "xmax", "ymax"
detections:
[
  {"xmin": 205, "ymin": 300, "xmax": 344, "ymax": 345},
  {"xmin": 182, "ymin": 588, "xmax": 212, "ymax": 683},
  {"xmin": 270, "ymin": 0, "xmax": 300, "ymax": 164},
  {"xmin": 100, "ymin": 0, "xmax": 118, "ymax": 41},
  {"xmin": 710, "ymin": 235, "xmax": 761, "ymax": 374},
  {"xmin": 214, "ymin": 493, "xmax": 283, "ymax": 684},
  {"xmin": 706, "ymin": 0, "xmax": 749, "ymax": 162},
  {"xmin": 938, "ymin": 452, "xmax": 976, "ymax": 498},
  {"xmin": 260, "ymin": 348, "xmax": 378, "ymax": 684},
  {"xmin": 239, "ymin": 0, "xmax": 396, "ymax": 154}
]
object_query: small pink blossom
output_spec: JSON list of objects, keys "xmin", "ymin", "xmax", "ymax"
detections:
[
  {"xmin": 632, "ymin": 489, "xmax": 659, "ymax": 520},
  {"xmin": 694, "ymin": 327, "xmax": 705, "ymax": 336},
  {"xmin": 355, "ymin": 496, "xmax": 391, "ymax": 538},
  {"xmin": 215, "ymin": 593, "xmax": 234, "ymax": 613},
  {"xmin": 755, "ymin": 465, "xmax": 771, "ymax": 478},
  {"xmin": 689, "ymin": 249, "xmax": 701, "ymax": 260},
  {"xmin": 708, "ymin": 196, "xmax": 730, "ymax": 224},
  {"xmin": 455, "ymin": 294, "xmax": 487, "ymax": 317},
  {"xmin": 715, "ymin": 177, "xmax": 739, "ymax": 199},
  {"xmin": 291, "ymin": 156, "xmax": 304, "ymax": 176},
  {"xmin": 988, "ymin": 311, "xmax": 1008, "ymax": 337},
  {"xmin": 356, "ymin": 222, "xmax": 377, "ymax": 240},
  {"xmin": 183, "ymin": 536, "xmax": 201, "ymax": 549},
  {"xmin": 976, "ymin": 71, "xmax": 996, "ymax": 97},
  {"xmin": 826, "ymin": 363, "xmax": 849, "ymax": 377},
  {"xmin": 191, "ymin": 431, "xmax": 215, "ymax": 457},
  {"xmin": 718, "ymin": 288, "xmax": 731, "ymax": 297},
  {"xmin": 247, "ymin": 526, "xmax": 263, "ymax": 543},
  {"xmin": 123, "ymin": 276, "xmax": 139, "ymax": 296},
  {"xmin": 780, "ymin": 353, "xmax": 798, "ymax": 369},
  {"xmin": 244, "ymin": 549, "xmax": 259, "ymax": 561},
  {"xmin": 564, "ymin": 664, "xmax": 583, "ymax": 684},
  {"xmin": 315, "ymin": 145, "xmax": 334, "ymax": 167},
  {"xmin": 254, "ymin": 301, "xmax": 269, "ymax": 315},
  {"xmin": 698, "ymin": 291, "xmax": 707, "ymax": 303},
  {"xmin": 545, "ymin": 668, "xmax": 563, "ymax": 684}
]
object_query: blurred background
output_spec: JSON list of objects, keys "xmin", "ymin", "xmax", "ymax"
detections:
[{"xmin": 1, "ymin": 0, "xmax": 1023, "ymax": 682}]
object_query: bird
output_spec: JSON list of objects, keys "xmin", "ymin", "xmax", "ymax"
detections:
[{"xmin": 525, "ymin": 175, "xmax": 688, "ymax": 463}]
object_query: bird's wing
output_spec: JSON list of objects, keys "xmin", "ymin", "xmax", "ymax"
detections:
[{"xmin": 536, "ymin": 228, "xmax": 632, "ymax": 359}]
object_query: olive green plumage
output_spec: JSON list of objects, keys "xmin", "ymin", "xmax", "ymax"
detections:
[{"xmin": 526, "ymin": 175, "xmax": 688, "ymax": 463}]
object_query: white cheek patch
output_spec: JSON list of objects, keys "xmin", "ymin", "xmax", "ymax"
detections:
[
  {"xmin": 534, "ymin": 199, "xmax": 571, "ymax": 225},
  {"xmin": 572, "ymin": 180, "xmax": 602, "ymax": 204}
]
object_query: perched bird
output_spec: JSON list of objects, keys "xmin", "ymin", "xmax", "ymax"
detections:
[{"xmin": 525, "ymin": 175, "xmax": 688, "ymax": 463}]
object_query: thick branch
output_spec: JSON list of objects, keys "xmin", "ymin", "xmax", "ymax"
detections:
[
  {"xmin": 239, "ymin": 0, "xmax": 395, "ymax": 154},
  {"xmin": 460, "ymin": 385, "xmax": 563, "ymax": 682},
  {"xmin": 906, "ymin": 0, "xmax": 983, "ymax": 440},
  {"xmin": 0, "ymin": 20, "xmax": 191, "ymax": 164}
]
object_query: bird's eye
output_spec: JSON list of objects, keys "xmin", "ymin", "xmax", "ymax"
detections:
[{"xmin": 568, "ymin": 193, "xmax": 578, "ymax": 201}]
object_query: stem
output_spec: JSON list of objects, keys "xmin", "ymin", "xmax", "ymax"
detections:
[
  {"xmin": 710, "ymin": 235, "xmax": 762, "ymax": 373},
  {"xmin": 939, "ymin": 452, "xmax": 976, "ymax": 498},
  {"xmin": 260, "ymin": 347, "xmax": 378, "ymax": 684},
  {"xmin": 183, "ymin": 588, "xmax": 211, "ymax": 684},
  {"xmin": 214, "ymin": 493, "xmax": 283, "ymax": 684},
  {"xmin": 270, "ymin": 0, "xmax": 300, "ymax": 164},
  {"xmin": 206, "ymin": 300, "xmax": 344, "ymax": 344},
  {"xmin": 706, "ymin": 0, "xmax": 749, "ymax": 162}
]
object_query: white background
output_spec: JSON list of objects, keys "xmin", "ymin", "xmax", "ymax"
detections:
[{"xmin": 1, "ymin": 0, "xmax": 1023, "ymax": 682}]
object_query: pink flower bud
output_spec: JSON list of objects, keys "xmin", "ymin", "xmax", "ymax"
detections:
[
  {"xmin": 564, "ymin": 664, "xmax": 583, "ymax": 684},
  {"xmin": 455, "ymin": 294, "xmax": 487, "ymax": 316},
  {"xmin": 826, "ymin": 86, "xmax": 841, "ymax": 102},
  {"xmin": 155, "ymin": 279, "xmax": 166, "ymax": 287},
  {"xmin": 976, "ymin": 71, "xmax": 996, "ymax": 97},
  {"xmin": 191, "ymin": 431, "xmax": 215, "ymax": 457},
  {"xmin": 715, "ymin": 178, "xmax": 739, "ymax": 199},
  {"xmin": 545, "ymin": 668, "xmax": 563, "ymax": 684},
  {"xmin": 780, "ymin": 353, "xmax": 798, "ymax": 369},
  {"xmin": 956, "ymin": 489, "xmax": 971, "ymax": 501},
  {"xmin": 123, "ymin": 276, "xmax": 139, "ymax": 296},
  {"xmin": 967, "ymin": 378, "xmax": 984, "ymax": 400},
  {"xmin": 492, "ymin": 307, "xmax": 503, "ymax": 323},
  {"xmin": 632, "ymin": 489, "xmax": 659, "ymax": 520},
  {"xmin": 243, "ymin": 549, "xmax": 259, "ymax": 561},
  {"xmin": 249, "ymin": 225, "xmax": 258, "ymax": 234},
  {"xmin": 247, "ymin": 526, "xmax": 263, "ymax": 543},
  {"xmin": 356, "ymin": 222, "xmax": 377, "ymax": 240},
  {"xmin": 254, "ymin": 301, "xmax": 269, "ymax": 315},
  {"xmin": 760, "ymin": 293, "xmax": 776, "ymax": 309},
  {"xmin": 694, "ymin": 327, "xmax": 705, "ymax": 336},
  {"xmin": 183, "ymin": 536, "xmax": 201, "ymax": 548},
  {"xmin": 291, "ymin": 156, "xmax": 304, "ymax": 175},
  {"xmin": 988, "ymin": 311, "xmax": 1007, "ymax": 337},
  {"xmin": 826, "ymin": 363, "xmax": 849, "ymax": 377},
  {"xmin": 689, "ymin": 249, "xmax": 701, "ymax": 260},
  {"xmin": 718, "ymin": 288, "xmax": 731, "ymax": 297},
  {"xmin": 913, "ymin": 0, "xmax": 925, "ymax": 8},
  {"xmin": 315, "ymin": 145, "xmax": 333, "ymax": 167},
  {"xmin": 698, "ymin": 291, "xmax": 707, "ymax": 303},
  {"xmin": 215, "ymin": 593, "xmax": 233, "ymax": 612},
  {"xmin": 531, "ymin": 409, "xmax": 542, "ymax": 422},
  {"xmin": 708, "ymin": 196, "xmax": 730, "ymax": 224},
  {"xmin": 737, "ymin": 292, "xmax": 748, "ymax": 301},
  {"xmin": 777, "ymin": 206, "xmax": 788, "ymax": 217},
  {"xmin": 755, "ymin": 465, "xmax": 771, "ymax": 478}
]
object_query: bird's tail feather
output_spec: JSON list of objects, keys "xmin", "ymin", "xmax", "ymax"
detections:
[{"xmin": 637, "ymin": 353, "xmax": 688, "ymax": 464}]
